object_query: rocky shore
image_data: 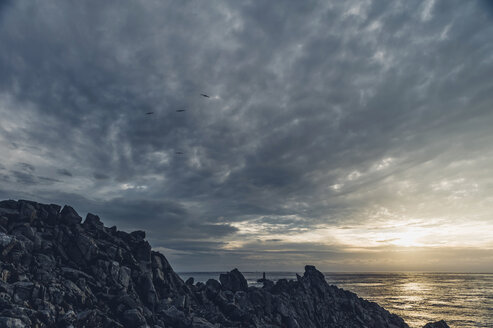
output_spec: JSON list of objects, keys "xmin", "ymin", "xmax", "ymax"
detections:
[{"xmin": 0, "ymin": 199, "xmax": 449, "ymax": 328}]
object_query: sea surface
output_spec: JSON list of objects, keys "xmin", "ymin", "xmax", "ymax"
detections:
[{"xmin": 178, "ymin": 272, "xmax": 493, "ymax": 328}]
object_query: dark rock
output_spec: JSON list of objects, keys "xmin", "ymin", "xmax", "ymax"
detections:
[
  {"xmin": 191, "ymin": 316, "xmax": 216, "ymax": 328},
  {"xmin": 0, "ymin": 317, "xmax": 26, "ymax": 328},
  {"xmin": 0, "ymin": 200, "xmax": 18, "ymax": 210},
  {"xmin": 76, "ymin": 233, "xmax": 99, "ymax": 262},
  {"xmin": 262, "ymin": 279, "xmax": 274, "ymax": 290},
  {"xmin": 162, "ymin": 306, "xmax": 190, "ymax": 327},
  {"xmin": 0, "ymin": 216, "xmax": 8, "ymax": 231},
  {"xmin": 0, "ymin": 207, "xmax": 18, "ymax": 221},
  {"xmin": 43, "ymin": 204, "xmax": 61, "ymax": 223},
  {"xmin": 303, "ymin": 264, "xmax": 326, "ymax": 283},
  {"xmin": 0, "ymin": 198, "xmax": 451, "ymax": 328},
  {"xmin": 205, "ymin": 279, "xmax": 221, "ymax": 299},
  {"xmin": 12, "ymin": 281, "xmax": 34, "ymax": 303},
  {"xmin": 60, "ymin": 205, "xmax": 82, "ymax": 226},
  {"xmin": 423, "ymin": 320, "xmax": 450, "ymax": 328},
  {"xmin": 83, "ymin": 213, "xmax": 104, "ymax": 230},
  {"xmin": 133, "ymin": 240, "xmax": 151, "ymax": 262},
  {"xmin": 17, "ymin": 202, "xmax": 37, "ymax": 223},
  {"xmin": 130, "ymin": 230, "xmax": 146, "ymax": 240},
  {"xmin": 58, "ymin": 310, "xmax": 77, "ymax": 326},
  {"xmin": 219, "ymin": 268, "xmax": 248, "ymax": 292},
  {"xmin": 122, "ymin": 308, "xmax": 146, "ymax": 327}
]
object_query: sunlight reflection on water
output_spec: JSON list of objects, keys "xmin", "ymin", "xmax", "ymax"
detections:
[
  {"xmin": 325, "ymin": 272, "xmax": 493, "ymax": 328},
  {"xmin": 179, "ymin": 272, "xmax": 493, "ymax": 328}
]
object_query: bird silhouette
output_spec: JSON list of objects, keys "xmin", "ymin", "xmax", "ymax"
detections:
[
  {"xmin": 175, "ymin": 152, "xmax": 184, "ymax": 155},
  {"xmin": 176, "ymin": 109, "xmax": 186, "ymax": 112},
  {"xmin": 200, "ymin": 94, "xmax": 210, "ymax": 98},
  {"xmin": 146, "ymin": 112, "xmax": 154, "ymax": 115}
]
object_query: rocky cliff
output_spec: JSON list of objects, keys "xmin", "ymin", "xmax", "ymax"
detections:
[{"xmin": 0, "ymin": 199, "xmax": 449, "ymax": 328}]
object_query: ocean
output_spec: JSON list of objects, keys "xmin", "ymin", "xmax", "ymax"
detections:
[{"xmin": 178, "ymin": 272, "xmax": 493, "ymax": 328}]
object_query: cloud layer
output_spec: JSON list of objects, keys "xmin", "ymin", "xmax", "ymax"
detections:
[{"xmin": 1, "ymin": 0, "xmax": 492, "ymax": 271}]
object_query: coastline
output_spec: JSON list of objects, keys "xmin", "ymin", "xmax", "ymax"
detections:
[
  {"xmin": 180, "ymin": 271, "xmax": 493, "ymax": 328},
  {"xmin": 1, "ymin": 199, "xmax": 452, "ymax": 327}
]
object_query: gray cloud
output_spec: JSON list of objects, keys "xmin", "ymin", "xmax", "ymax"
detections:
[
  {"xmin": 93, "ymin": 173, "xmax": 110, "ymax": 180},
  {"xmin": 11, "ymin": 170, "xmax": 61, "ymax": 185},
  {"xmin": 11, "ymin": 171, "xmax": 38, "ymax": 185},
  {"xmin": 56, "ymin": 168, "xmax": 73, "ymax": 177},
  {"xmin": 17, "ymin": 162, "xmax": 35, "ymax": 172},
  {"xmin": 0, "ymin": 0, "xmax": 492, "ymax": 271}
]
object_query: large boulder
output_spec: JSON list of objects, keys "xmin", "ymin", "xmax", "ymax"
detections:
[
  {"xmin": 219, "ymin": 268, "xmax": 248, "ymax": 292},
  {"xmin": 83, "ymin": 213, "xmax": 104, "ymax": 230},
  {"xmin": 60, "ymin": 205, "xmax": 82, "ymax": 226}
]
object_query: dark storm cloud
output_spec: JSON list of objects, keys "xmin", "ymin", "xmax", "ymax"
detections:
[
  {"xmin": 18, "ymin": 162, "xmax": 35, "ymax": 172},
  {"xmin": 11, "ymin": 171, "xmax": 37, "ymax": 185},
  {"xmin": 11, "ymin": 170, "xmax": 61, "ymax": 185},
  {"xmin": 93, "ymin": 197, "xmax": 238, "ymax": 241},
  {"xmin": 480, "ymin": 0, "xmax": 493, "ymax": 14},
  {"xmin": 37, "ymin": 176, "xmax": 61, "ymax": 183},
  {"xmin": 0, "ymin": 0, "xmax": 11, "ymax": 14},
  {"xmin": 56, "ymin": 168, "xmax": 73, "ymax": 177},
  {"xmin": 93, "ymin": 173, "xmax": 110, "ymax": 180},
  {"xmin": 0, "ymin": 173, "xmax": 10, "ymax": 182},
  {"xmin": 1, "ymin": 0, "xmax": 493, "ymax": 271},
  {"xmin": 11, "ymin": 190, "xmax": 239, "ymax": 245}
]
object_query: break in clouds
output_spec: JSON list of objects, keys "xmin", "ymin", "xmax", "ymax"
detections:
[{"xmin": 1, "ymin": 0, "xmax": 493, "ymax": 271}]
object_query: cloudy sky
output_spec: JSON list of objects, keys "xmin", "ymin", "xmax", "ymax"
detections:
[{"xmin": 1, "ymin": 0, "xmax": 493, "ymax": 272}]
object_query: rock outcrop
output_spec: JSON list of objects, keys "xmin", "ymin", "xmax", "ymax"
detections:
[
  {"xmin": 0, "ymin": 199, "xmax": 450, "ymax": 328},
  {"xmin": 422, "ymin": 321, "xmax": 450, "ymax": 328}
]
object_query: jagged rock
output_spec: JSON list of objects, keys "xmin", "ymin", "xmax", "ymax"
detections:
[
  {"xmin": 12, "ymin": 281, "xmax": 34, "ymax": 303},
  {"xmin": 162, "ymin": 306, "xmax": 190, "ymax": 327},
  {"xmin": 0, "ymin": 199, "xmax": 451, "ymax": 328},
  {"xmin": 0, "ymin": 207, "xmax": 18, "ymax": 221},
  {"xmin": 423, "ymin": 320, "xmax": 450, "ymax": 328},
  {"xmin": 122, "ymin": 308, "xmax": 146, "ymax": 327},
  {"xmin": 130, "ymin": 230, "xmax": 146, "ymax": 240},
  {"xmin": 58, "ymin": 310, "xmax": 77, "ymax": 325},
  {"xmin": 219, "ymin": 268, "xmax": 248, "ymax": 292},
  {"xmin": 18, "ymin": 202, "xmax": 37, "ymax": 224},
  {"xmin": 83, "ymin": 213, "xmax": 104, "ymax": 230},
  {"xmin": 60, "ymin": 205, "xmax": 82, "ymax": 226},
  {"xmin": 0, "ymin": 200, "xmax": 17, "ymax": 210},
  {"xmin": 191, "ymin": 316, "xmax": 216, "ymax": 328}
]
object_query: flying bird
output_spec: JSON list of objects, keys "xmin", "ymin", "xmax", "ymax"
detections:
[
  {"xmin": 146, "ymin": 112, "xmax": 154, "ymax": 115},
  {"xmin": 175, "ymin": 152, "xmax": 184, "ymax": 155},
  {"xmin": 200, "ymin": 94, "xmax": 210, "ymax": 98},
  {"xmin": 176, "ymin": 109, "xmax": 186, "ymax": 112}
]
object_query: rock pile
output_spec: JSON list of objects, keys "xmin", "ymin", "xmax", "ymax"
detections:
[{"xmin": 0, "ymin": 199, "xmax": 450, "ymax": 328}]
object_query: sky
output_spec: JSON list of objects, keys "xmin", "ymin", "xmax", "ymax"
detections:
[{"xmin": 1, "ymin": 0, "xmax": 493, "ymax": 272}]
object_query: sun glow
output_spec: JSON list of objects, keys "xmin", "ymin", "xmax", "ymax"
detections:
[
  {"xmin": 227, "ymin": 211, "xmax": 493, "ymax": 253},
  {"xmin": 385, "ymin": 229, "xmax": 427, "ymax": 247}
]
